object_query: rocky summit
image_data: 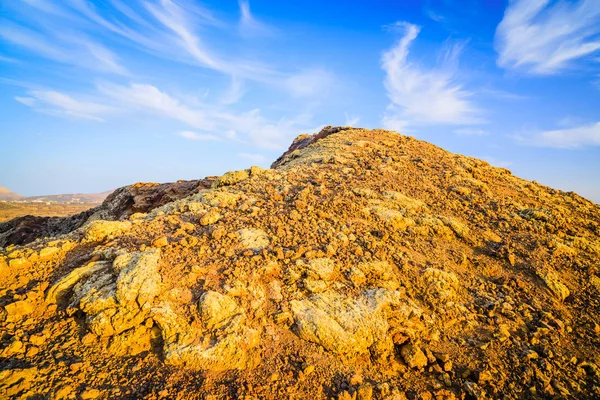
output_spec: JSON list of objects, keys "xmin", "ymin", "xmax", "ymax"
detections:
[{"xmin": 1, "ymin": 127, "xmax": 599, "ymax": 399}]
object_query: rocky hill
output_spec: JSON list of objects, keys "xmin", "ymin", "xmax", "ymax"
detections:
[{"xmin": 1, "ymin": 127, "xmax": 599, "ymax": 399}]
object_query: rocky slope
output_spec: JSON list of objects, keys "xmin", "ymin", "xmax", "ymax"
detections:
[
  {"xmin": 1, "ymin": 127, "xmax": 599, "ymax": 399},
  {"xmin": 0, "ymin": 179, "xmax": 214, "ymax": 247}
]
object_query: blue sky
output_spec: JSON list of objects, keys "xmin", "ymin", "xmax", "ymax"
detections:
[{"xmin": 1, "ymin": 0, "xmax": 599, "ymax": 202}]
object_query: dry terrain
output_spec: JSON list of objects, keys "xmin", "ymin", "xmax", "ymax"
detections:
[
  {"xmin": 1, "ymin": 127, "xmax": 599, "ymax": 399},
  {"xmin": 0, "ymin": 202, "xmax": 99, "ymax": 223}
]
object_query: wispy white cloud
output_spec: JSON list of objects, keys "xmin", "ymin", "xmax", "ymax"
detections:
[
  {"xmin": 517, "ymin": 122, "xmax": 600, "ymax": 148},
  {"xmin": 0, "ymin": 22, "xmax": 128, "ymax": 75},
  {"xmin": 144, "ymin": 0, "xmax": 222, "ymax": 71},
  {"xmin": 15, "ymin": 90, "xmax": 115, "ymax": 121},
  {"xmin": 424, "ymin": 7, "xmax": 445, "ymax": 23},
  {"xmin": 381, "ymin": 21, "xmax": 481, "ymax": 130},
  {"xmin": 220, "ymin": 76, "xmax": 245, "ymax": 105},
  {"xmin": 95, "ymin": 82, "xmax": 314, "ymax": 149},
  {"xmin": 178, "ymin": 131, "xmax": 220, "ymax": 141},
  {"xmin": 239, "ymin": 152, "xmax": 267, "ymax": 163},
  {"xmin": 14, "ymin": 97, "xmax": 36, "ymax": 107},
  {"xmin": 381, "ymin": 116, "xmax": 410, "ymax": 133},
  {"xmin": 221, "ymin": 109, "xmax": 314, "ymax": 150},
  {"xmin": 495, "ymin": 0, "xmax": 600, "ymax": 75},
  {"xmin": 4, "ymin": 0, "xmax": 334, "ymax": 97},
  {"xmin": 238, "ymin": 0, "xmax": 273, "ymax": 37},
  {"xmin": 5, "ymin": 1, "xmax": 330, "ymax": 151},
  {"xmin": 97, "ymin": 82, "xmax": 215, "ymax": 130},
  {"xmin": 0, "ymin": 54, "xmax": 19, "ymax": 63}
]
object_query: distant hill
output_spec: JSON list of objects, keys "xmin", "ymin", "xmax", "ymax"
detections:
[
  {"xmin": 0, "ymin": 186, "xmax": 23, "ymax": 201},
  {"xmin": 23, "ymin": 191, "xmax": 112, "ymax": 204},
  {"xmin": 0, "ymin": 186, "xmax": 112, "ymax": 204}
]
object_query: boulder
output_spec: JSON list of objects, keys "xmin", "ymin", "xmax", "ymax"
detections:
[
  {"xmin": 83, "ymin": 220, "xmax": 131, "ymax": 242},
  {"xmin": 290, "ymin": 289, "xmax": 420, "ymax": 360},
  {"xmin": 537, "ymin": 268, "xmax": 570, "ymax": 301},
  {"xmin": 198, "ymin": 291, "xmax": 241, "ymax": 330},
  {"xmin": 213, "ymin": 170, "xmax": 250, "ymax": 188},
  {"xmin": 153, "ymin": 299, "xmax": 260, "ymax": 371},
  {"xmin": 46, "ymin": 261, "xmax": 112, "ymax": 304}
]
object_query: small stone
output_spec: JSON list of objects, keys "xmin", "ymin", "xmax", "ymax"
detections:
[
  {"xmin": 304, "ymin": 278, "xmax": 328, "ymax": 293},
  {"xmin": 507, "ymin": 253, "xmax": 516, "ymax": 266},
  {"xmin": 483, "ymin": 230, "xmax": 502, "ymax": 243},
  {"xmin": 348, "ymin": 267, "xmax": 367, "ymax": 286},
  {"xmin": 303, "ymin": 365, "xmax": 315, "ymax": 375},
  {"xmin": 152, "ymin": 236, "xmax": 169, "ymax": 248},
  {"xmin": 29, "ymin": 334, "xmax": 46, "ymax": 346},
  {"xmin": 523, "ymin": 350, "xmax": 539, "ymax": 361},
  {"xmin": 211, "ymin": 228, "xmax": 227, "ymax": 240},
  {"xmin": 54, "ymin": 385, "xmax": 75, "ymax": 399},
  {"xmin": 349, "ymin": 371, "xmax": 363, "ymax": 386},
  {"xmin": 274, "ymin": 311, "xmax": 293, "ymax": 326},
  {"xmin": 81, "ymin": 388, "xmax": 101, "ymax": 399},
  {"xmin": 238, "ymin": 228, "xmax": 270, "ymax": 251},
  {"xmin": 39, "ymin": 246, "xmax": 60, "ymax": 259},
  {"xmin": 2, "ymin": 340, "xmax": 25, "ymax": 357},
  {"xmin": 443, "ymin": 361, "xmax": 453, "ymax": 371},
  {"xmin": 498, "ymin": 324, "xmax": 511, "ymax": 339},
  {"xmin": 81, "ymin": 333, "xmax": 97, "ymax": 345},
  {"xmin": 401, "ymin": 343, "xmax": 428, "ymax": 369},
  {"xmin": 338, "ymin": 390, "xmax": 353, "ymax": 400},
  {"xmin": 26, "ymin": 346, "xmax": 39, "ymax": 357},
  {"xmin": 8, "ymin": 258, "xmax": 28, "ymax": 268},
  {"xmin": 357, "ymin": 383, "xmax": 373, "ymax": 400},
  {"xmin": 4, "ymin": 300, "xmax": 34, "ymax": 322},
  {"xmin": 200, "ymin": 210, "xmax": 222, "ymax": 226},
  {"xmin": 69, "ymin": 362, "xmax": 83, "ymax": 372}
]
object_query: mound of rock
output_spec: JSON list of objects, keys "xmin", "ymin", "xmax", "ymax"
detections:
[{"xmin": 1, "ymin": 127, "xmax": 599, "ymax": 399}]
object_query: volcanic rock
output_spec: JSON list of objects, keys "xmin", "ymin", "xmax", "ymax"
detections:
[{"xmin": 0, "ymin": 127, "xmax": 599, "ymax": 399}]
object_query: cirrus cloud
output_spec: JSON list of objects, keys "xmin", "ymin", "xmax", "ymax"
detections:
[
  {"xmin": 495, "ymin": 0, "xmax": 600, "ymax": 75},
  {"xmin": 517, "ymin": 122, "xmax": 600, "ymax": 148},
  {"xmin": 381, "ymin": 22, "xmax": 482, "ymax": 131}
]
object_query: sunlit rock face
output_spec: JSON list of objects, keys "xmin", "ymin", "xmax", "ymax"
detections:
[{"xmin": 1, "ymin": 127, "xmax": 599, "ymax": 399}]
